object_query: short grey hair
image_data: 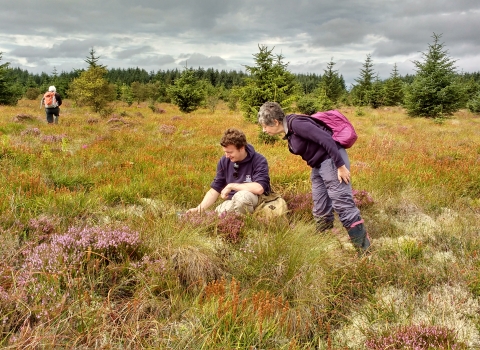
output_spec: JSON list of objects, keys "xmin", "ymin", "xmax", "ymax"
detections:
[{"xmin": 257, "ymin": 102, "xmax": 285, "ymax": 126}]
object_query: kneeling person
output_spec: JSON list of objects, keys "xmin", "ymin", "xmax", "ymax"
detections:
[{"xmin": 188, "ymin": 128, "xmax": 271, "ymax": 215}]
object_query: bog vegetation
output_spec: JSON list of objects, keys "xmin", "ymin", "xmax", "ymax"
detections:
[
  {"xmin": 0, "ymin": 34, "xmax": 480, "ymax": 349},
  {"xmin": 1, "ymin": 98, "xmax": 480, "ymax": 349}
]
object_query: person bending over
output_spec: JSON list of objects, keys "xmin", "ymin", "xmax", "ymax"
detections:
[
  {"xmin": 258, "ymin": 102, "xmax": 370, "ymax": 253},
  {"xmin": 188, "ymin": 128, "xmax": 271, "ymax": 215}
]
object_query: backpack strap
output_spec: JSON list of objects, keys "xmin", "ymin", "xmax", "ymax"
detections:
[
  {"xmin": 285, "ymin": 114, "xmax": 303, "ymax": 136},
  {"xmin": 286, "ymin": 114, "xmax": 332, "ymax": 136}
]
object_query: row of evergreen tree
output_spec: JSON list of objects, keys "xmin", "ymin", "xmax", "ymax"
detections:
[{"xmin": 1, "ymin": 33, "xmax": 480, "ymax": 118}]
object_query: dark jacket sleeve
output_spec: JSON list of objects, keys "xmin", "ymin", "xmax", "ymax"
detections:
[
  {"xmin": 291, "ymin": 116, "xmax": 345, "ymax": 168},
  {"xmin": 55, "ymin": 93, "xmax": 63, "ymax": 106},
  {"xmin": 210, "ymin": 159, "xmax": 227, "ymax": 193},
  {"xmin": 251, "ymin": 153, "xmax": 271, "ymax": 195}
]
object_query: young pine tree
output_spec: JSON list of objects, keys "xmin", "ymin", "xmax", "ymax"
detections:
[
  {"xmin": 0, "ymin": 52, "xmax": 20, "ymax": 105},
  {"xmin": 404, "ymin": 33, "xmax": 464, "ymax": 118},
  {"xmin": 240, "ymin": 45, "xmax": 300, "ymax": 123},
  {"xmin": 383, "ymin": 63, "xmax": 404, "ymax": 106},
  {"xmin": 367, "ymin": 75, "xmax": 384, "ymax": 109},
  {"xmin": 317, "ymin": 58, "xmax": 345, "ymax": 104},
  {"xmin": 167, "ymin": 68, "xmax": 206, "ymax": 113},
  {"xmin": 351, "ymin": 54, "xmax": 375, "ymax": 106},
  {"xmin": 68, "ymin": 49, "xmax": 115, "ymax": 113}
]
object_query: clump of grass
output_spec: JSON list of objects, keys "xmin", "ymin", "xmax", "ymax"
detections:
[
  {"xmin": 159, "ymin": 124, "xmax": 176, "ymax": 134},
  {"xmin": 171, "ymin": 246, "xmax": 226, "ymax": 289}
]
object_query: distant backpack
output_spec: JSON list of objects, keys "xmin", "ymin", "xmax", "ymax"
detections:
[
  {"xmin": 289, "ymin": 110, "xmax": 358, "ymax": 148},
  {"xmin": 43, "ymin": 91, "xmax": 58, "ymax": 108},
  {"xmin": 254, "ymin": 193, "xmax": 288, "ymax": 220}
]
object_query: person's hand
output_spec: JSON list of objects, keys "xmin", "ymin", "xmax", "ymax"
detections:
[
  {"xmin": 220, "ymin": 185, "xmax": 232, "ymax": 199},
  {"xmin": 186, "ymin": 206, "xmax": 201, "ymax": 214},
  {"xmin": 337, "ymin": 165, "xmax": 350, "ymax": 184}
]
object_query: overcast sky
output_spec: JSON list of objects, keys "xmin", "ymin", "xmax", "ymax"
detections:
[{"xmin": 1, "ymin": 0, "xmax": 479, "ymax": 87}]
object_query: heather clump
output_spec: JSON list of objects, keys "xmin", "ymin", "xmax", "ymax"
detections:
[
  {"xmin": 41, "ymin": 134, "xmax": 67, "ymax": 143},
  {"xmin": 217, "ymin": 211, "xmax": 245, "ymax": 243},
  {"xmin": 21, "ymin": 224, "xmax": 141, "ymax": 275},
  {"xmin": 159, "ymin": 124, "xmax": 176, "ymax": 134},
  {"xmin": 283, "ymin": 192, "xmax": 312, "ymax": 215},
  {"xmin": 365, "ymin": 324, "xmax": 467, "ymax": 349},
  {"xmin": 26, "ymin": 215, "xmax": 59, "ymax": 237},
  {"xmin": 20, "ymin": 127, "xmax": 41, "ymax": 136},
  {"xmin": 353, "ymin": 188, "xmax": 374, "ymax": 208},
  {"xmin": 13, "ymin": 114, "xmax": 36, "ymax": 122}
]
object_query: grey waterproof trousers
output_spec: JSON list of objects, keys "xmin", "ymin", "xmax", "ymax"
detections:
[{"xmin": 311, "ymin": 148, "xmax": 360, "ymax": 228}]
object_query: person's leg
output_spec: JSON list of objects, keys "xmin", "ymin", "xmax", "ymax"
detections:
[
  {"xmin": 214, "ymin": 191, "xmax": 259, "ymax": 215},
  {"xmin": 320, "ymin": 150, "xmax": 370, "ymax": 252},
  {"xmin": 53, "ymin": 107, "xmax": 60, "ymax": 124},
  {"xmin": 311, "ymin": 167, "xmax": 334, "ymax": 231},
  {"xmin": 215, "ymin": 200, "xmax": 235, "ymax": 214},
  {"xmin": 231, "ymin": 190, "xmax": 259, "ymax": 214},
  {"xmin": 45, "ymin": 109, "xmax": 54, "ymax": 124}
]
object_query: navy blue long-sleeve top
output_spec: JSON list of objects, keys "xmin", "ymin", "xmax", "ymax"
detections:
[
  {"xmin": 210, "ymin": 144, "xmax": 271, "ymax": 199},
  {"xmin": 284, "ymin": 114, "xmax": 345, "ymax": 168}
]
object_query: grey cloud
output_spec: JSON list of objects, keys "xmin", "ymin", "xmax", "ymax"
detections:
[
  {"xmin": 309, "ymin": 18, "xmax": 372, "ymax": 47},
  {"xmin": 116, "ymin": 46, "xmax": 154, "ymax": 59},
  {"xmin": 0, "ymin": 0, "xmax": 479, "ymax": 77},
  {"xmin": 130, "ymin": 55, "xmax": 176, "ymax": 67},
  {"xmin": 374, "ymin": 9, "xmax": 480, "ymax": 56},
  {"xmin": 177, "ymin": 53, "xmax": 227, "ymax": 68},
  {"xmin": 10, "ymin": 39, "xmax": 109, "ymax": 60}
]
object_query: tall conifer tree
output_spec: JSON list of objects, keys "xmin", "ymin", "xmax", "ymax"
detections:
[
  {"xmin": 240, "ymin": 45, "xmax": 299, "ymax": 123},
  {"xmin": 317, "ymin": 59, "xmax": 345, "ymax": 104},
  {"xmin": 351, "ymin": 54, "xmax": 375, "ymax": 106},
  {"xmin": 383, "ymin": 63, "xmax": 404, "ymax": 106},
  {"xmin": 0, "ymin": 52, "xmax": 20, "ymax": 105},
  {"xmin": 404, "ymin": 33, "xmax": 464, "ymax": 117}
]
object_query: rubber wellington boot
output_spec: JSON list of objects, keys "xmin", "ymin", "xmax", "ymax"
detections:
[
  {"xmin": 314, "ymin": 217, "xmax": 334, "ymax": 233},
  {"xmin": 347, "ymin": 217, "xmax": 371, "ymax": 253}
]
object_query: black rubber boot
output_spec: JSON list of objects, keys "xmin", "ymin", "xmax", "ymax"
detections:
[
  {"xmin": 347, "ymin": 217, "xmax": 371, "ymax": 253},
  {"xmin": 314, "ymin": 217, "xmax": 334, "ymax": 232}
]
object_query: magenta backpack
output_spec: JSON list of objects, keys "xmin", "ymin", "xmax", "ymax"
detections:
[{"xmin": 309, "ymin": 110, "xmax": 358, "ymax": 148}]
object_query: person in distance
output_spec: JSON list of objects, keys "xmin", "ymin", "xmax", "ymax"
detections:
[{"xmin": 40, "ymin": 85, "xmax": 63, "ymax": 124}]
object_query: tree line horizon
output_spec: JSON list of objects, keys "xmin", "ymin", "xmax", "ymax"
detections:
[
  {"xmin": 2, "ymin": 34, "xmax": 480, "ymax": 119},
  {"xmin": 5, "ymin": 59, "xmax": 480, "ymax": 95}
]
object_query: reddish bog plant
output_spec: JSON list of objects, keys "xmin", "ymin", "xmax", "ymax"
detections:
[
  {"xmin": 180, "ymin": 211, "xmax": 245, "ymax": 243},
  {"xmin": 283, "ymin": 189, "xmax": 374, "ymax": 214},
  {"xmin": 365, "ymin": 324, "xmax": 467, "ymax": 350}
]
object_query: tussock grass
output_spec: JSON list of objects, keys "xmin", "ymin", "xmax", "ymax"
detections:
[{"xmin": 1, "ymin": 100, "xmax": 480, "ymax": 348}]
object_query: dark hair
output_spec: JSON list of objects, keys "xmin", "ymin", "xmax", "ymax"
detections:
[
  {"xmin": 220, "ymin": 128, "xmax": 247, "ymax": 149},
  {"xmin": 258, "ymin": 101, "xmax": 285, "ymax": 126}
]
